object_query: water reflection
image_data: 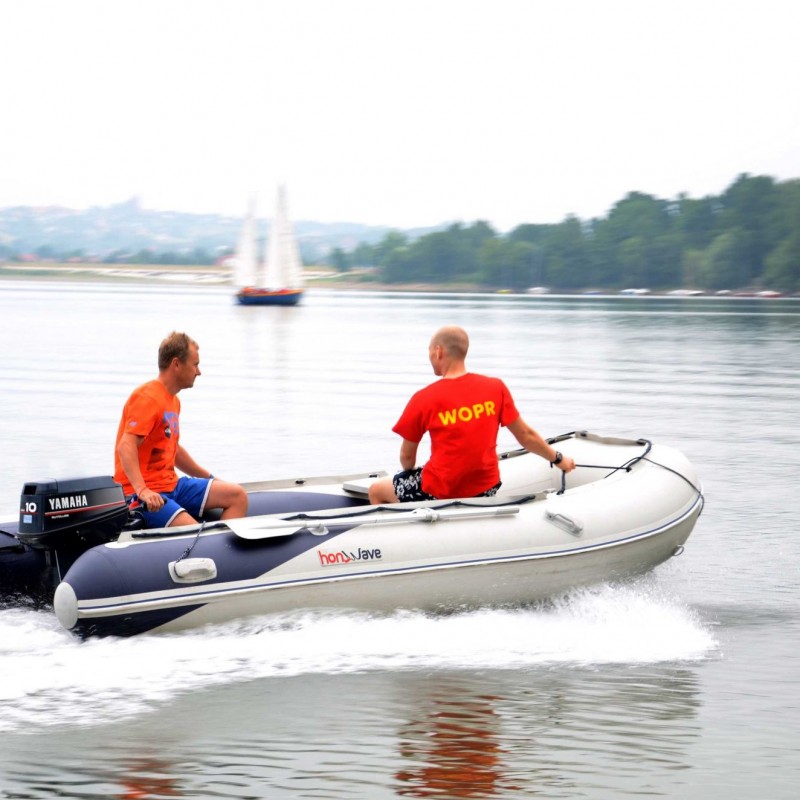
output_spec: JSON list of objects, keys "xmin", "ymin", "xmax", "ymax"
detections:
[
  {"xmin": 0, "ymin": 666, "xmax": 703, "ymax": 799},
  {"xmin": 393, "ymin": 668, "xmax": 702, "ymax": 798},
  {"xmin": 116, "ymin": 757, "xmax": 182, "ymax": 799},
  {"xmin": 395, "ymin": 686, "xmax": 513, "ymax": 798}
]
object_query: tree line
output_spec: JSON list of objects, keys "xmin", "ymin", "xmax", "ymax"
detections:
[
  {"xmin": 0, "ymin": 244, "xmax": 222, "ymax": 266},
  {"xmin": 330, "ymin": 174, "xmax": 800, "ymax": 293}
]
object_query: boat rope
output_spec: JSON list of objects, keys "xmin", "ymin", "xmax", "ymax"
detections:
[
  {"xmin": 642, "ymin": 456, "xmax": 706, "ymax": 515},
  {"xmin": 554, "ymin": 438, "xmax": 653, "ymax": 494},
  {"xmin": 556, "ymin": 456, "xmax": 644, "ymax": 493},
  {"xmin": 175, "ymin": 520, "xmax": 206, "ymax": 563},
  {"xmin": 558, "ymin": 448, "xmax": 705, "ymax": 511}
]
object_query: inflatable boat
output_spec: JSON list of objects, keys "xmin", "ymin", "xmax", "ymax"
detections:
[{"xmin": 0, "ymin": 432, "xmax": 704, "ymax": 638}]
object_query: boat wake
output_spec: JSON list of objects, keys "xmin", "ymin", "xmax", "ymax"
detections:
[{"xmin": 0, "ymin": 579, "xmax": 717, "ymax": 734}]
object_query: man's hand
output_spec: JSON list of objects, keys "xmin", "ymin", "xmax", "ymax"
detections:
[{"xmin": 138, "ymin": 487, "xmax": 165, "ymax": 511}]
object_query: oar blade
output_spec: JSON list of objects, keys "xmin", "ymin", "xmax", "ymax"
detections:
[{"xmin": 225, "ymin": 517, "xmax": 308, "ymax": 540}]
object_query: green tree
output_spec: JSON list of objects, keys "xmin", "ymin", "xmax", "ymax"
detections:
[
  {"xmin": 349, "ymin": 242, "xmax": 376, "ymax": 268},
  {"xmin": 719, "ymin": 173, "xmax": 779, "ymax": 284},
  {"xmin": 460, "ymin": 220, "xmax": 496, "ymax": 251},
  {"xmin": 476, "ymin": 239, "xmax": 538, "ymax": 289},
  {"xmin": 374, "ymin": 231, "xmax": 409, "ymax": 266},
  {"xmin": 411, "ymin": 229, "xmax": 468, "ymax": 282},
  {"xmin": 506, "ymin": 241, "xmax": 540, "ymax": 289},
  {"xmin": 697, "ymin": 230, "xmax": 749, "ymax": 291},
  {"xmin": 770, "ymin": 180, "xmax": 800, "ymax": 254},
  {"xmin": 330, "ymin": 247, "xmax": 349, "ymax": 272},
  {"xmin": 476, "ymin": 238, "xmax": 506, "ymax": 286},
  {"xmin": 676, "ymin": 194, "xmax": 719, "ymax": 250},
  {"xmin": 340, "ymin": 173, "xmax": 798, "ymax": 292},
  {"xmin": 680, "ymin": 248, "xmax": 706, "ymax": 288},
  {"xmin": 618, "ymin": 236, "xmax": 649, "ymax": 287},
  {"xmin": 544, "ymin": 216, "xmax": 589, "ymax": 289},
  {"xmin": 591, "ymin": 192, "xmax": 676, "ymax": 288},
  {"xmin": 382, "ymin": 245, "xmax": 414, "ymax": 283},
  {"xmin": 763, "ymin": 232, "xmax": 800, "ymax": 293},
  {"xmin": 507, "ymin": 223, "xmax": 552, "ymax": 247}
]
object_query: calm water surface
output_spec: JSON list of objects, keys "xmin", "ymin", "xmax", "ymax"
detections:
[{"xmin": 1, "ymin": 280, "xmax": 799, "ymax": 798}]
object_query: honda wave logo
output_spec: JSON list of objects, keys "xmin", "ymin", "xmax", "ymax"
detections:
[{"xmin": 318, "ymin": 546, "xmax": 382, "ymax": 566}]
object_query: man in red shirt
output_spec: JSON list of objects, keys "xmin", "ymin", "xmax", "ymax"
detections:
[
  {"xmin": 114, "ymin": 331, "xmax": 248, "ymax": 527},
  {"xmin": 368, "ymin": 326, "xmax": 575, "ymax": 503}
]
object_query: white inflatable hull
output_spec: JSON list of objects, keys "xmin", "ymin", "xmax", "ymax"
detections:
[{"xmin": 54, "ymin": 433, "xmax": 703, "ymax": 637}]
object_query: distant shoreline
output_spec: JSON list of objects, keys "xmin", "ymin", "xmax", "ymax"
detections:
[
  {"xmin": 0, "ymin": 261, "xmax": 231, "ymax": 284},
  {"xmin": 0, "ymin": 262, "xmax": 491, "ymax": 293},
  {"xmin": 0, "ymin": 261, "xmax": 795, "ymax": 298}
]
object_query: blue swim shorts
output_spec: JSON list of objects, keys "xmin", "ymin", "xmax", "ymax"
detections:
[{"xmin": 137, "ymin": 476, "xmax": 213, "ymax": 528}]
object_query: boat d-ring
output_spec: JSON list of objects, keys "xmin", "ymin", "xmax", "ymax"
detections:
[
  {"xmin": 306, "ymin": 523, "xmax": 330, "ymax": 536},
  {"xmin": 672, "ymin": 545, "xmax": 685, "ymax": 557}
]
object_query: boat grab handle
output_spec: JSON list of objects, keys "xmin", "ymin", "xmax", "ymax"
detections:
[
  {"xmin": 168, "ymin": 557, "xmax": 218, "ymax": 583},
  {"xmin": 545, "ymin": 511, "xmax": 583, "ymax": 536}
]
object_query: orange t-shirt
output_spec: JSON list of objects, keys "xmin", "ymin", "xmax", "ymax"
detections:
[
  {"xmin": 114, "ymin": 380, "xmax": 181, "ymax": 494},
  {"xmin": 392, "ymin": 373, "xmax": 520, "ymax": 499}
]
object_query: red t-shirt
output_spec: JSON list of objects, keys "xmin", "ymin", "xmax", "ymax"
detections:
[
  {"xmin": 113, "ymin": 380, "xmax": 181, "ymax": 494},
  {"xmin": 392, "ymin": 373, "xmax": 520, "ymax": 499}
]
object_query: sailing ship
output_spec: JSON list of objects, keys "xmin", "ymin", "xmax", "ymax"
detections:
[{"xmin": 234, "ymin": 185, "xmax": 304, "ymax": 306}]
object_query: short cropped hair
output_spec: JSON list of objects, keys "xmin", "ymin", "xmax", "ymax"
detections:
[
  {"xmin": 158, "ymin": 331, "xmax": 197, "ymax": 370},
  {"xmin": 433, "ymin": 326, "xmax": 469, "ymax": 360}
]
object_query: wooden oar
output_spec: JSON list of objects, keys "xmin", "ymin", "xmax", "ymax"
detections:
[{"xmin": 226, "ymin": 504, "xmax": 521, "ymax": 540}]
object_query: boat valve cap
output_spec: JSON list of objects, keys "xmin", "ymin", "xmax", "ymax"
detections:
[{"xmin": 54, "ymin": 581, "xmax": 79, "ymax": 630}]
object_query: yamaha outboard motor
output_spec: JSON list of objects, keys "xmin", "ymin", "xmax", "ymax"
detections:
[
  {"xmin": 16, "ymin": 476, "xmax": 129, "ymax": 549},
  {"xmin": 1, "ymin": 476, "xmax": 129, "ymax": 604}
]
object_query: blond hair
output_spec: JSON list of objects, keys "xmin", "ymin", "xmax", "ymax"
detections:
[{"xmin": 158, "ymin": 331, "xmax": 197, "ymax": 370}]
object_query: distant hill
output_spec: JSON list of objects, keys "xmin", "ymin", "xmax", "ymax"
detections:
[{"xmin": 0, "ymin": 198, "xmax": 430, "ymax": 263}]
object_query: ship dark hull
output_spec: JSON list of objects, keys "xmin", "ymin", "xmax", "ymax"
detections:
[{"xmin": 235, "ymin": 288, "xmax": 303, "ymax": 306}]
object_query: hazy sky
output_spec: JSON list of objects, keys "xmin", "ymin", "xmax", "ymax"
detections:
[{"xmin": 2, "ymin": 0, "xmax": 798, "ymax": 230}]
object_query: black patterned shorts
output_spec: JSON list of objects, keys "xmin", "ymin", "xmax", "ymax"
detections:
[{"xmin": 392, "ymin": 467, "xmax": 501, "ymax": 502}]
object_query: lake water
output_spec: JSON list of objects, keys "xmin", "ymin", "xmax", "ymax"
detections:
[{"xmin": 1, "ymin": 280, "xmax": 799, "ymax": 798}]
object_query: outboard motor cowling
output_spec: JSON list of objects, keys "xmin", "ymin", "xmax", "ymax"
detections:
[{"xmin": 16, "ymin": 476, "xmax": 129, "ymax": 549}]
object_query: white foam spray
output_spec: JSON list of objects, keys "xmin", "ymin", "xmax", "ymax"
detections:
[{"xmin": 0, "ymin": 580, "xmax": 717, "ymax": 733}]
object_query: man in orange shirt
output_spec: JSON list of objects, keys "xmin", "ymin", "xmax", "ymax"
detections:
[
  {"xmin": 368, "ymin": 325, "xmax": 575, "ymax": 504},
  {"xmin": 114, "ymin": 331, "xmax": 247, "ymax": 527}
]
